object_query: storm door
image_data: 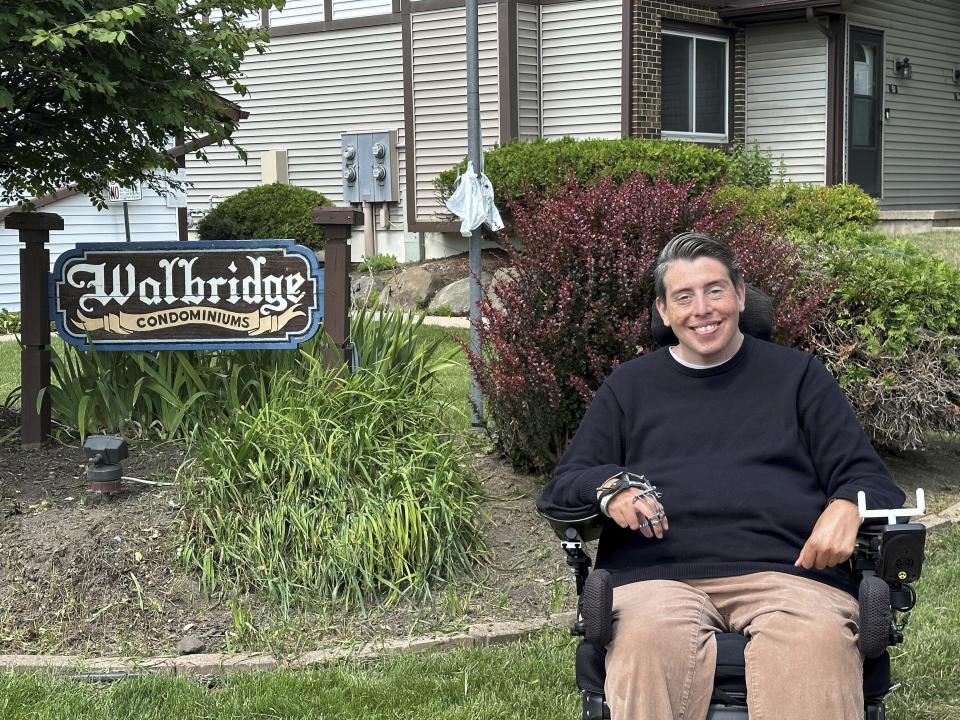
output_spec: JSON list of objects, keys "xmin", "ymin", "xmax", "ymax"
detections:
[{"xmin": 847, "ymin": 28, "xmax": 883, "ymax": 197}]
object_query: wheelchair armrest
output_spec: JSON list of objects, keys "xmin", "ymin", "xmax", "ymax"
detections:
[{"xmin": 539, "ymin": 510, "xmax": 605, "ymax": 543}]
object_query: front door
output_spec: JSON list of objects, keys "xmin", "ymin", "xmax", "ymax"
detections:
[{"xmin": 848, "ymin": 27, "xmax": 883, "ymax": 197}]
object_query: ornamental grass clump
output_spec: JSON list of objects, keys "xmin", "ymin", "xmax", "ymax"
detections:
[
  {"xmin": 179, "ymin": 322, "xmax": 483, "ymax": 610},
  {"xmin": 470, "ymin": 175, "xmax": 830, "ymax": 473}
]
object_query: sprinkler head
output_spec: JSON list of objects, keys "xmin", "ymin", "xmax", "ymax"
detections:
[{"xmin": 84, "ymin": 435, "xmax": 128, "ymax": 495}]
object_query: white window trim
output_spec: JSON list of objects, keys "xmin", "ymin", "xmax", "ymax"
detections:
[{"xmin": 661, "ymin": 29, "xmax": 730, "ymax": 144}]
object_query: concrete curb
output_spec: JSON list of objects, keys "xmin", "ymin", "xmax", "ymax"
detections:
[
  {"xmin": 917, "ymin": 499, "xmax": 960, "ymax": 534},
  {"xmin": 0, "ymin": 613, "xmax": 577, "ymax": 676}
]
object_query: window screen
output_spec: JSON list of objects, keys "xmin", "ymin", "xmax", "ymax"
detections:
[{"xmin": 661, "ymin": 32, "xmax": 727, "ymax": 137}]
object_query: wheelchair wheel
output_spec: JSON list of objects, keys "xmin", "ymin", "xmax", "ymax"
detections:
[
  {"xmin": 858, "ymin": 575, "xmax": 892, "ymax": 659},
  {"xmin": 582, "ymin": 569, "xmax": 613, "ymax": 648}
]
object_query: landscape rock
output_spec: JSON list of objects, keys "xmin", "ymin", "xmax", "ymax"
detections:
[
  {"xmin": 351, "ymin": 275, "xmax": 384, "ymax": 308},
  {"xmin": 488, "ymin": 267, "xmax": 517, "ymax": 313},
  {"xmin": 176, "ymin": 634, "xmax": 206, "ymax": 656},
  {"xmin": 428, "ymin": 273, "xmax": 492, "ymax": 315},
  {"xmin": 382, "ymin": 267, "xmax": 444, "ymax": 310}
]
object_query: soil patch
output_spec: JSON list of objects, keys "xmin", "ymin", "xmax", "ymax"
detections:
[
  {"xmin": 0, "ymin": 433, "xmax": 956, "ymax": 658},
  {"xmin": 0, "ymin": 437, "xmax": 572, "ymax": 657}
]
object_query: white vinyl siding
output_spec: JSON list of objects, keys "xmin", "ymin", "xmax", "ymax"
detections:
[
  {"xmin": 187, "ymin": 26, "xmax": 405, "ymax": 219},
  {"xmin": 332, "ymin": 0, "xmax": 392, "ymax": 19},
  {"xmin": 540, "ymin": 0, "xmax": 621, "ymax": 140},
  {"xmin": 746, "ymin": 23, "xmax": 827, "ymax": 184},
  {"xmin": 846, "ymin": 0, "xmax": 960, "ymax": 208},
  {"xmin": 517, "ymin": 4, "xmax": 540, "ymax": 140},
  {"xmin": 410, "ymin": 4, "xmax": 499, "ymax": 221},
  {"xmin": 208, "ymin": 9, "xmax": 263, "ymax": 28},
  {"xmin": 0, "ymin": 191, "xmax": 180, "ymax": 311},
  {"xmin": 269, "ymin": 0, "xmax": 325, "ymax": 28}
]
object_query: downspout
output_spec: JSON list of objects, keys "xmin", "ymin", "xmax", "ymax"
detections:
[{"xmin": 807, "ymin": 8, "xmax": 839, "ymax": 185}]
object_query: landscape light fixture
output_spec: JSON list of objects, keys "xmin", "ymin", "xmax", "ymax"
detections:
[
  {"xmin": 84, "ymin": 435, "xmax": 128, "ymax": 495},
  {"xmin": 953, "ymin": 66, "xmax": 960, "ymax": 85},
  {"xmin": 894, "ymin": 57, "xmax": 912, "ymax": 79}
]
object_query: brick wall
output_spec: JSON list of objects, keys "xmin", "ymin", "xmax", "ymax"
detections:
[{"xmin": 630, "ymin": 1, "xmax": 745, "ymax": 145}]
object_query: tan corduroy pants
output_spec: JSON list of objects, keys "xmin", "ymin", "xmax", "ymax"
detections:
[{"xmin": 604, "ymin": 572, "xmax": 863, "ymax": 720}]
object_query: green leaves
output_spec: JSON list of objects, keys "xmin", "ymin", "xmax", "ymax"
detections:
[
  {"xmin": 1, "ymin": 0, "xmax": 279, "ymax": 206},
  {"xmin": 179, "ymin": 314, "xmax": 482, "ymax": 610}
]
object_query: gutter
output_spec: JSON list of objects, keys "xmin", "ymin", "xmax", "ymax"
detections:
[{"xmin": 718, "ymin": 0, "xmax": 841, "ymax": 21}]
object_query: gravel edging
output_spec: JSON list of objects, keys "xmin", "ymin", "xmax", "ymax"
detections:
[
  {"xmin": 2, "ymin": 503, "xmax": 957, "ymax": 677},
  {"xmin": 0, "ymin": 613, "xmax": 577, "ymax": 676}
]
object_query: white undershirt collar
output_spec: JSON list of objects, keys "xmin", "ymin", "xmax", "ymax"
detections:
[{"xmin": 668, "ymin": 347, "xmax": 734, "ymax": 370}]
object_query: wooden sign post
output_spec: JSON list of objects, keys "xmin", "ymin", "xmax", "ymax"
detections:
[
  {"xmin": 312, "ymin": 207, "xmax": 360, "ymax": 370},
  {"xmin": 4, "ymin": 212, "xmax": 62, "ymax": 448}
]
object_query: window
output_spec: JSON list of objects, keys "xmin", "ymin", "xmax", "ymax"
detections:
[{"xmin": 661, "ymin": 30, "xmax": 729, "ymax": 142}]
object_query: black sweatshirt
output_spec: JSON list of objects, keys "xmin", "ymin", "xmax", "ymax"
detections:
[{"xmin": 537, "ymin": 334, "xmax": 905, "ymax": 593}]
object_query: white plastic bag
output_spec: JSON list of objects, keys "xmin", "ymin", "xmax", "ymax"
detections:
[{"xmin": 445, "ymin": 161, "xmax": 504, "ymax": 237}]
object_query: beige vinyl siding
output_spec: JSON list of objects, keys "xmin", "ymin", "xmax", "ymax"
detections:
[
  {"xmin": 332, "ymin": 0, "xmax": 392, "ymax": 20},
  {"xmin": 187, "ymin": 26, "xmax": 405, "ymax": 216},
  {"xmin": 269, "ymin": 0, "xmax": 325, "ymax": 27},
  {"xmin": 745, "ymin": 23, "xmax": 827, "ymax": 185},
  {"xmin": 846, "ymin": 0, "xmax": 960, "ymax": 208},
  {"xmin": 410, "ymin": 4, "xmax": 499, "ymax": 221},
  {"xmin": 517, "ymin": 4, "xmax": 540, "ymax": 140},
  {"xmin": 0, "ymin": 190, "xmax": 180, "ymax": 311},
  {"xmin": 539, "ymin": 0, "xmax": 621, "ymax": 140}
]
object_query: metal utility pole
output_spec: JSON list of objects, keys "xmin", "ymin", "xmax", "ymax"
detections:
[{"xmin": 466, "ymin": 0, "xmax": 484, "ymax": 428}]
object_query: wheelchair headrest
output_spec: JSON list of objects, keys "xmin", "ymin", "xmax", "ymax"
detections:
[{"xmin": 651, "ymin": 283, "xmax": 774, "ymax": 348}]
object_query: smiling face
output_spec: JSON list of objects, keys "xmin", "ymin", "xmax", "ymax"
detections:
[{"xmin": 655, "ymin": 256, "xmax": 746, "ymax": 366}]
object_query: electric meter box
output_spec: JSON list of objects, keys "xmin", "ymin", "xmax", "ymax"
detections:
[{"xmin": 341, "ymin": 130, "xmax": 399, "ymax": 204}]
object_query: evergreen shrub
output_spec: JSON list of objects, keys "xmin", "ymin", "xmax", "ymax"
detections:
[
  {"xmin": 716, "ymin": 183, "xmax": 878, "ymax": 237},
  {"xmin": 0, "ymin": 309, "xmax": 20, "ymax": 334},
  {"xmin": 470, "ymin": 175, "xmax": 831, "ymax": 472},
  {"xmin": 357, "ymin": 253, "xmax": 400, "ymax": 273},
  {"xmin": 725, "ymin": 142, "xmax": 778, "ymax": 189},
  {"xmin": 197, "ymin": 183, "xmax": 332, "ymax": 250},
  {"xmin": 810, "ymin": 231, "xmax": 960, "ymax": 449},
  {"xmin": 433, "ymin": 137, "xmax": 734, "ymax": 211}
]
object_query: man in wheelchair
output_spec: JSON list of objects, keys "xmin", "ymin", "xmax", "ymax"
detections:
[{"xmin": 537, "ymin": 233, "xmax": 926, "ymax": 720}]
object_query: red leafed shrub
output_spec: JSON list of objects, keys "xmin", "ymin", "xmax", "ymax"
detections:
[{"xmin": 470, "ymin": 175, "xmax": 830, "ymax": 473}]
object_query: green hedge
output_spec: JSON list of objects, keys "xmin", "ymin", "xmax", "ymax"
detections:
[
  {"xmin": 810, "ymin": 230, "xmax": 960, "ymax": 449},
  {"xmin": 716, "ymin": 183, "xmax": 878, "ymax": 237},
  {"xmin": 434, "ymin": 137, "xmax": 740, "ymax": 209},
  {"xmin": 817, "ymin": 231, "xmax": 960, "ymax": 356},
  {"xmin": 197, "ymin": 183, "xmax": 332, "ymax": 250}
]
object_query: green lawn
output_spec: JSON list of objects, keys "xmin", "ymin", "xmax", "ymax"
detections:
[
  {"xmin": 2, "ymin": 524, "xmax": 958, "ymax": 719},
  {"xmin": 0, "ymin": 337, "xmax": 19, "ymax": 406},
  {"xmin": 899, "ymin": 230, "xmax": 960, "ymax": 268},
  {"xmin": 417, "ymin": 324, "xmax": 472, "ymax": 433}
]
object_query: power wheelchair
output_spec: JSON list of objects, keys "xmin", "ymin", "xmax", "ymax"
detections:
[{"xmin": 540, "ymin": 286, "xmax": 929, "ymax": 720}]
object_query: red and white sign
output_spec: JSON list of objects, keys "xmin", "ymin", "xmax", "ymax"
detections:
[{"xmin": 107, "ymin": 182, "xmax": 142, "ymax": 203}]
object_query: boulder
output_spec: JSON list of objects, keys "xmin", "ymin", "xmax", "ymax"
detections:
[
  {"xmin": 428, "ymin": 273, "xmax": 492, "ymax": 315},
  {"xmin": 382, "ymin": 267, "xmax": 444, "ymax": 310},
  {"xmin": 351, "ymin": 275, "xmax": 384, "ymax": 308},
  {"xmin": 488, "ymin": 267, "xmax": 517, "ymax": 313}
]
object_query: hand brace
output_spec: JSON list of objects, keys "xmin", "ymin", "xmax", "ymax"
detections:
[{"xmin": 597, "ymin": 471, "xmax": 661, "ymax": 518}]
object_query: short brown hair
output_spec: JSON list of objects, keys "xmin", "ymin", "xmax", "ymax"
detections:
[{"xmin": 653, "ymin": 233, "xmax": 744, "ymax": 302}]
